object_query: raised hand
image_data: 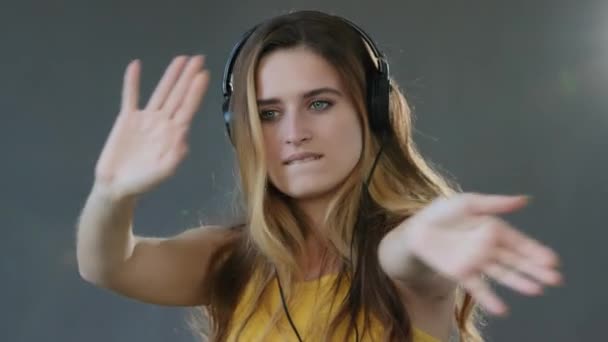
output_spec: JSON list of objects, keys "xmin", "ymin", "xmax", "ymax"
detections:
[
  {"xmin": 94, "ymin": 55, "xmax": 210, "ymax": 199},
  {"xmin": 395, "ymin": 193, "xmax": 563, "ymax": 315}
]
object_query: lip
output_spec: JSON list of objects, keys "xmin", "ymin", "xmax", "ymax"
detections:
[{"xmin": 283, "ymin": 152, "xmax": 324, "ymax": 165}]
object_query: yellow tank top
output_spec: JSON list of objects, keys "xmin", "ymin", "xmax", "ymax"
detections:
[{"xmin": 226, "ymin": 273, "xmax": 439, "ymax": 342}]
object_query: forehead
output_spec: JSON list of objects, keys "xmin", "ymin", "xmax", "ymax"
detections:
[{"xmin": 255, "ymin": 46, "xmax": 343, "ymax": 99}]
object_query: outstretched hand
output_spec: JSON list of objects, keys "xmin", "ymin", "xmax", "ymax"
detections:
[
  {"xmin": 392, "ymin": 193, "xmax": 563, "ymax": 315},
  {"xmin": 95, "ymin": 55, "xmax": 210, "ymax": 199}
]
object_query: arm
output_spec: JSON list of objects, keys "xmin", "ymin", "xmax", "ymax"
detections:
[
  {"xmin": 379, "ymin": 222, "xmax": 458, "ymax": 341},
  {"xmin": 76, "ymin": 182, "xmax": 240, "ymax": 306},
  {"xmin": 76, "ymin": 183, "xmax": 136, "ymax": 286},
  {"xmin": 76, "ymin": 55, "xmax": 224, "ymax": 306}
]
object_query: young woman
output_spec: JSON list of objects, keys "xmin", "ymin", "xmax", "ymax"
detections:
[{"xmin": 76, "ymin": 10, "xmax": 563, "ymax": 342}]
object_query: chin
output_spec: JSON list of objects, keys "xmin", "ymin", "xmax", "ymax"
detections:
[
  {"xmin": 277, "ymin": 179, "xmax": 341, "ymax": 201},
  {"xmin": 286, "ymin": 188, "xmax": 330, "ymax": 201}
]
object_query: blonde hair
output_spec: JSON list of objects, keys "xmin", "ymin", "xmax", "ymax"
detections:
[{"xmin": 193, "ymin": 10, "xmax": 484, "ymax": 342}]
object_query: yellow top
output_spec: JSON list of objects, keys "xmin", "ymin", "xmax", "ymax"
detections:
[{"xmin": 226, "ymin": 273, "xmax": 439, "ymax": 342}]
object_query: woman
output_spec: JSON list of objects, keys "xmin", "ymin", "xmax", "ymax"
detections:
[{"xmin": 76, "ymin": 10, "xmax": 562, "ymax": 342}]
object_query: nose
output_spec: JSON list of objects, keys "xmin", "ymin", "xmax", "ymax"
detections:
[{"xmin": 282, "ymin": 109, "xmax": 312, "ymax": 146}]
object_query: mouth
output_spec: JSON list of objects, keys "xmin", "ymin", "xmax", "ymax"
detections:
[{"xmin": 284, "ymin": 155, "xmax": 323, "ymax": 166}]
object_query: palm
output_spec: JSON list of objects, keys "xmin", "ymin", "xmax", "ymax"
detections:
[{"xmin": 95, "ymin": 56, "xmax": 210, "ymax": 199}]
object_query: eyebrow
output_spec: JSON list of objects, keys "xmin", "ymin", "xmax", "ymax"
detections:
[{"xmin": 257, "ymin": 87, "xmax": 343, "ymax": 107}]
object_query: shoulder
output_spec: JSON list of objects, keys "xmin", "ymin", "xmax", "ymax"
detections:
[
  {"xmin": 198, "ymin": 223, "xmax": 248, "ymax": 261},
  {"xmin": 205, "ymin": 223, "xmax": 256, "ymax": 309},
  {"xmin": 189, "ymin": 222, "xmax": 246, "ymax": 246}
]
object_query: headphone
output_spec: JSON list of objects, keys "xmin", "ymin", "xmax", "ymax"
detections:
[{"xmin": 221, "ymin": 14, "xmax": 393, "ymax": 146}]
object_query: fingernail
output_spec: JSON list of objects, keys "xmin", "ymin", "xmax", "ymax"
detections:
[{"xmin": 519, "ymin": 195, "xmax": 533, "ymax": 203}]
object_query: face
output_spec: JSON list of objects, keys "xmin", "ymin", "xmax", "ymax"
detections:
[{"xmin": 255, "ymin": 46, "xmax": 363, "ymax": 202}]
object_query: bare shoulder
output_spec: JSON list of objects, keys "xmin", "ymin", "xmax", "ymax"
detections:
[{"xmin": 168, "ymin": 223, "xmax": 244, "ymax": 245}]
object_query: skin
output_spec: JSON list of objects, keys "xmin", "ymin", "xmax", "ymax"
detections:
[{"xmin": 257, "ymin": 47, "xmax": 362, "ymax": 222}]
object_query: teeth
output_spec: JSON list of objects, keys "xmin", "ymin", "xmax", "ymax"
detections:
[{"xmin": 288, "ymin": 156, "xmax": 320, "ymax": 165}]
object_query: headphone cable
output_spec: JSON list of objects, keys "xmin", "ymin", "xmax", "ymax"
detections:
[{"xmin": 275, "ymin": 135, "xmax": 387, "ymax": 342}]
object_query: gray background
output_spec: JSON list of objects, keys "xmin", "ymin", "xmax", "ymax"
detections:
[{"xmin": 2, "ymin": 0, "xmax": 606, "ymax": 341}]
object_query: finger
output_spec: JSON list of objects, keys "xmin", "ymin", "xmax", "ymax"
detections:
[
  {"xmin": 483, "ymin": 262, "xmax": 543, "ymax": 296},
  {"xmin": 462, "ymin": 276, "xmax": 508, "ymax": 316},
  {"xmin": 145, "ymin": 56, "xmax": 188, "ymax": 111},
  {"xmin": 159, "ymin": 129, "xmax": 189, "ymax": 174},
  {"xmin": 459, "ymin": 193, "xmax": 530, "ymax": 217},
  {"xmin": 163, "ymin": 55, "xmax": 205, "ymax": 115},
  {"xmin": 121, "ymin": 59, "xmax": 141, "ymax": 112},
  {"xmin": 496, "ymin": 247, "xmax": 563, "ymax": 286},
  {"xmin": 172, "ymin": 71, "xmax": 210, "ymax": 125},
  {"xmin": 500, "ymin": 228, "xmax": 561, "ymax": 268}
]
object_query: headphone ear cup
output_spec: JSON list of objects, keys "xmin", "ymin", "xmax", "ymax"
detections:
[
  {"xmin": 368, "ymin": 70, "xmax": 391, "ymax": 136},
  {"xmin": 222, "ymin": 97, "xmax": 234, "ymax": 144}
]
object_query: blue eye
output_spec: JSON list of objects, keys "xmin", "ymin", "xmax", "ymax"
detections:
[
  {"xmin": 259, "ymin": 110, "xmax": 279, "ymax": 121},
  {"xmin": 310, "ymin": 100, "xmax": 332, "ymax": 111}
]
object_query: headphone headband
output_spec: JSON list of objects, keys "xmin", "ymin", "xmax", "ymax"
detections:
[{"xmin": 222, "ymin": 13, "xmax": 392, "ymax": 144}]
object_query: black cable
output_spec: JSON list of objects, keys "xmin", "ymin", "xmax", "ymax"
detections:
[
  {"xmin": 276, "ymin": 270, "xmax": 304, "ymax": 342},
  {"xmin": 350, "ymin": 133, "xmax": 388, "ymax": 342},
  {"xmin": 277, "ymin": 269, "xmax": 362, "ymax": 342},
  {"xmin": 277, "ymin": 134, "xmax": 389, "ymax": 342},
  {"xmin": 365, "ymin": 133, "xmax": 388, "ymax": 188}
]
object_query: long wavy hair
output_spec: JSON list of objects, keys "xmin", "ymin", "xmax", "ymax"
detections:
[{"xmin": 191, "ymin": 10, "xmax": 483, "ymax": 342}]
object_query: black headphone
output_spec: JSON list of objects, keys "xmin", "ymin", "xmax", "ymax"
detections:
[{"xmin": 221, "ymin": 14, "xmax": 392, "ymax": 146}]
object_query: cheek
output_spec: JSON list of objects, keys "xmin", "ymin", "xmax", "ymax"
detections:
[
  {"xmin": 315, "ymin": 118, "xmax": 362, "ymax": 182},
  {"xmin": 337, "ymin": 131, "xmax": 362, "ymax": 167},
  {"xmin": 328, "ymin": 116, "xmax": 362, "ymax": 157},
  {"xmin": 262, "ymin": 127, "xmax": 282, "ymax": 177}
]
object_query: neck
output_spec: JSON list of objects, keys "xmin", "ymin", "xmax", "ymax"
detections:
[{"xmin": 290, "ymin": 194, "xmax": 341, "ymax": 281}]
